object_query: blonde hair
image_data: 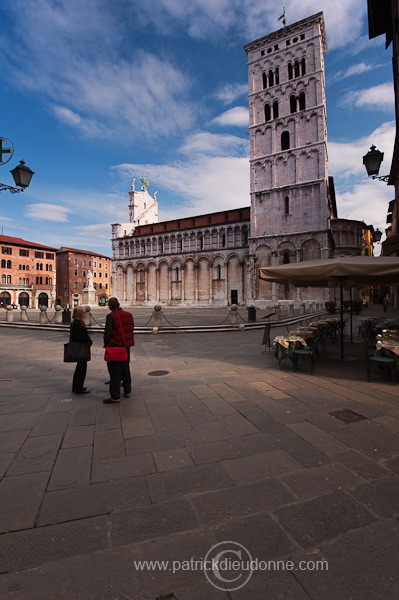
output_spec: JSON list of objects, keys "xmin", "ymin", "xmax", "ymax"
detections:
[{"xmin": 73, "ymin": 306, "xmax": 86, "ymax": 320}]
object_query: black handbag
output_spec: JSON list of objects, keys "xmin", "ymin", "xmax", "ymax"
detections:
[{"xmin": 64, "ymin": 341, "xmax": 91, "ymax": 363}]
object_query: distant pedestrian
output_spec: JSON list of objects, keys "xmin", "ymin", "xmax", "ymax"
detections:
[
  {"xmin": 70, "ymin": 306, "xmax": 92, "ymax": 394},
  {"xmin": 383, "ymin": 294, "xmax": 390, "ymax": 313},
  {"xmin": 103, "ymin": 298, "xmax": 135, "ymax": 403}
]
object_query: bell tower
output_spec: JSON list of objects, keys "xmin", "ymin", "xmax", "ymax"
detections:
[{"xmin": 244, "ymin": 12, "xmax": 335, "ymax": 303}]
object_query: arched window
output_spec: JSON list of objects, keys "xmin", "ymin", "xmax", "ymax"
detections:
[
  {"xmin": 46, "ymin": 277, "xmax": 52, "ymax": 285},
  {"xmin": 268, "ymin": 69, "xmax": 274, "ymax": 87},
  {"xmin": 273, "ymin": 100, "xmax": 279, "ymax": 119},
  {"xmin": 294, "ymin": 60, "xmax": 300, "ymax": 78},
  {"xmin": 283, "ymin": 251, "xmax": 290, "ymax": 264},
  {"xmin": 301, "ymin": 58, "xmax": 306, "ymax": 75},
  {"xmin": 275, "ymin": 67, "xmax": 280, "ymax": 84},
  {"xmin": 284, "ymin": 196, "xmax": 290, "ymax": 215},
  {"xmin": 281, "ymin": 131, "xmax": 290, "ymax": 150},
  {"xmin": 262, "ymin": 72, "xmax": 267, "ymax": 89},
  {"xmin": 264, "ymin": 103, "xmax": 271, "ymax": 122},
  {"xmin": 1, "ymin": 260, "xmax": 5, "ymax": 268},
  {"xmin": 290, "ymin": 94, "xmax": 297, "ymax": 113},
  {"xmin": 1, "ymin": 274, "xmax": 6, "ymax": 283},
  {"xmin": 299, "ymin": 91, "xmax": 306, "ymax": 110},
  {"xmin": 288, "ymin": 62, "xmax": 293, "ymax": 80}
]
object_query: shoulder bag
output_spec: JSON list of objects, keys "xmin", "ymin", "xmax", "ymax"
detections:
[
  {"xmin": 104, "ymin": 312, "xmax": 128, "ymax": 362},
  {"xmin": 64, "ymin": 341, "xmax": 91, "ymax": 363}
]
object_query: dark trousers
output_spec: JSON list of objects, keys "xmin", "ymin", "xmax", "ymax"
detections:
[
  {"xmin": 72, "ymin": 361, "xmax": 87, "ymax": 392},
  {"xmin": 107, "ymin": 350, "xmax": 131, "ymax": 399}
]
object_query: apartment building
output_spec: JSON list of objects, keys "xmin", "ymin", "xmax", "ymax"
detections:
[
  {"xmin": 0, "ymin": 234, "xmax": 57, "ymax": 308},
  {"xmin": 56, "ymin": 247, "xmax": 112, "ymax": 307}
]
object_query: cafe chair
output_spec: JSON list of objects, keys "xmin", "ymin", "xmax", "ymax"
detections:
[
  {"xmin": 292, "ymin": 338, "xmax": 319, "ymax": 375},
  {"xmin": 366, "ymin": 349, "xmax": 396, "ymax": 385}
]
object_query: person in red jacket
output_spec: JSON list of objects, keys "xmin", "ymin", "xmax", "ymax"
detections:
[{"xmin": 103, "ymin": 297, "xmax": 135, "ymax": 403}]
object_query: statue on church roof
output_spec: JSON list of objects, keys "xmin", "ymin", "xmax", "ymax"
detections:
[
  {"xmin": 131, "ymin": 178, "xmax": 136, "ymax": 191},
  {"xmin": 140, "ymin": 177, "xmax": 150, "ymax": 191}
]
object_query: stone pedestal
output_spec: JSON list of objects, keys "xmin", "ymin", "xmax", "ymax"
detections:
[{"xmin": 82, "ymin": 288, "xmax": 97, "ymax": 307}]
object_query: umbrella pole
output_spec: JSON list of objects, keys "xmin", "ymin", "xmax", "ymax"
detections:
[{"xmin": 340, "ymin": 280, "xmax": 344, "ymax": 359}]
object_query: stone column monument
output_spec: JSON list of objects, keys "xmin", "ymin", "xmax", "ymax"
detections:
[{"xmin": 82, "ymin": 270, "xmax": 97, "ymax": 307}]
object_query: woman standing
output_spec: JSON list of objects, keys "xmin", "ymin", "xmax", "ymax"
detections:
[{"xmin": 70, "ymin": 306, "xmax": 92, "ymax": 394}]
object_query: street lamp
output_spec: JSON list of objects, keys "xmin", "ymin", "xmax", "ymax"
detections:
[
  {"xmin": 0, "ymin": 137, "xmax": 35, "ymax": 193},
  {"xmin": 363, "ymin": 145, "xmax": 389, "ymax": 182}
]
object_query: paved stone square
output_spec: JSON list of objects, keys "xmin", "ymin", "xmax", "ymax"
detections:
[{"xmin": 0, "ymin": 307, "xmax": 399, "ymax": 599}]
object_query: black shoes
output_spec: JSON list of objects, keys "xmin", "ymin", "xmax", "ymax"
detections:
[
  {"xmin": 103, "ymin": 398, "xmax": 120, "ymax": 404},
  {"xmin": 74, "ymin": 388, "xmax": 91, "ymax": 395}
]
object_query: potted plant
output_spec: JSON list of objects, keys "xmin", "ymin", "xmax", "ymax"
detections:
[{"xmin": 325, "ymin": 301, "xmax": 337, "ymax": 314}]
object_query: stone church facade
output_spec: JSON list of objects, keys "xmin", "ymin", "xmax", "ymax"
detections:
[{"xmin": 111, "ymin": 13, "xmax": 367, "ymax": 308}]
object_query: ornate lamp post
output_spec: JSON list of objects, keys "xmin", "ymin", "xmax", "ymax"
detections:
[
  {"xmin": 0, "ymin": 137, "xmax": 34, "ymax": 193},
  {"xmin": 363, "ymin": 145, "xmax": 389, "ymax": 182}
]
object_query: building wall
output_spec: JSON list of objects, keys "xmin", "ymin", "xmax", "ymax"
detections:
[
  {"xmin": 112, "ymin": 211, "xmax": 250, "ymax": 306},
  {"xmin": 0, "ymin": 235, "xmax": 57, "ymax": 308},
  {"xmin": 56, "ymin": 248, "xmax": 112, "ymax": 307}
]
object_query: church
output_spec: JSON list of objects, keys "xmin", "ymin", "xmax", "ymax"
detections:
[{"xmin": 111, "ymin": 12, "xmax": 369, "ymax": 308}]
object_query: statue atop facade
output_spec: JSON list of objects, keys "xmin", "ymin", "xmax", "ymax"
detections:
[
  {"xmin": 140, "ymin": 177, "xmax": 150, "ymax": 191},
  {"xmin": 131, "ymin": 178, "xmax": 136, "ymax": 191}
]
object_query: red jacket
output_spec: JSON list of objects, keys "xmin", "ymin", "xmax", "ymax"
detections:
[{"xmin": 104, "ymin": 307, "xmax": 135, "ymax": 348}]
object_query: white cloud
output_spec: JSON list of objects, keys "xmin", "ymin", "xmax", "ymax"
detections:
[
  {"xmin": 179, "ymin": 132, "xmax": 248, "ymax": 157},
  {"xmin": 216, "ymin": 83, "xmax": 248, "ymax": 105},
  {"xmin": 25, "ymin": 203, "xmax": 71, "ymax": 222},
  {"xmin": 341, "ymin": 83, "xmax": 395, "ymax": 111},
  {"xmin": 330, "ymin": 62, "xmax": 376, "ymax": 83},
  {"xmin": 210, "ymin": 107, "xmax": 249, "ymax": 127},
  {"xmin": 328, "ymin": 121, "xmax": 395, "ymax": 178},
  {"xmin": 113, "ymin": 131, "xmax": 250, "ymax": 219}
]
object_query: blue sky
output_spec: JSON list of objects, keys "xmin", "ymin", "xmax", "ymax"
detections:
[{"xmin": 0, "ymin": 0, "xmax": 395, "ymax": 257}]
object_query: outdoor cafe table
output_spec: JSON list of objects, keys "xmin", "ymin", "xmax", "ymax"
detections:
[{"xmin": 273, "ymin": 335, "xmax": 307, "ymax": 367}]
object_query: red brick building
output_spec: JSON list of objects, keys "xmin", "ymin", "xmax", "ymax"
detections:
[
  {"xmin": 0, "ymin": 235, "xmax": 57, "ymax": 308},
  {"xmin": 56, "ymin": 247, "xmax": 112, "ymax": 307}
]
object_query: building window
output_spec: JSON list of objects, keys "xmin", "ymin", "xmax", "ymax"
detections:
[
  {"xmin": 105, "ymin": 263, "xmax": 108, "ymax": 269},
  {"xmin": 174, "ymin": 267, "xmax": 180, "ymax": 282},
  {"xmin": 275, "ymin": 67, "xmax": 279, "ymax": 85},
  {"xmin": 282, "ymin": 251, "xmax": 290, "ymax": 264},
  {"xmin": 301, "ymin": 58, "xmax": 306, "ymax": 75},
  {"xmin": 288, "ymin": 62, "xmax": 293, "ymax": 80},
  {"xmin": 94, "ymin": 261, "xmax": 97, "ymax": 267},
  {"xmin": 36, "ymin": 276, "xmax": 43, "ymax": 284},
  {"xmin": 215, "ymin": 264, "xmax": 223, "ymax": 280},
  {"xmin": 46, "ymin": 253, "xmax": 54, "ymax": 260},
  {"xmin": 82, "ymin": 260, "xmax": 86, "ymax": 266},
  {"xmin": 88, "ymin": 260, "xmax": 92, "ymax": 267},
  {"xmin": 82, "ymin": 271, "xmax": 86, "ymax": 277},
  {"xmin": 264, "ymin": 103, "xmax": 271, "ymax": 122},
  {"xmin": 273, "ymin": 100, "xmax": 279, "ymax": 119},
  {"xmin": 281, "ymin": 131, "xmax": 290, "ymax": 150},
  {"xmin": 46, "ymin": 264, "xmax": 53, "ymax": 271},
  {"xmin": 35, "ymin": 251, "xmax": 44, "ymax": 258},
  {"xmin": 99, "ymin": 283, "xmax": 102, "ymax": 289},
  {"xmin": 221, "ymin": 234, "xmax": 226, "ymax": 247},
  {"xmin": 262, "ymin": 72, "xmax": 267, "ymax": 89},
  {"xmin": 99, "ymin": 263, "xmax": 102, "ymax": 268},
  {"xmin": 178, "ymin": 238, "xmax": 182, "ymax": 252},
  {"xmin": 299, "ymin": 91, "xmax": 306, "ymax": 110},
  {"xmin": 45, "ymin": 277, "xmax": 52, "ymax": 285},
  {"xmin": 2, "ymin": 246, "xmax": 12, "ymax": 255},
  {"xmin": 74, "ymin": 281, "xmax": 78, "ymax": 289},
  {"xmin": 284, "ymin": 196, "xmax": 290, "ymax": 215},
  {"xmin": 1, "ymin": 259, "xmax": 11, "ymax": 268},
  {"xmin": 105, "ymin": 272, "xmax": 108, "ymax": 278},
  {"xmin": 74, "ymin": 258, "xmax": 78, "ymax": 265},
  {"xmin": 19, "ymin": 249, "xmax": 29, "ymax": 257},
  {"xmin": 290, "ymin": 94, "xmax": 297, "ymax": 113}
]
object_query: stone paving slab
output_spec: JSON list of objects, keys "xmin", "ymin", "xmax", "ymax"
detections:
[
  {"xmin": 0, "ymin": 515, "xmax": 109, "ymax": 573},
  {"xmin": 38, "ymin": 476, "xmax": 150, "ymax": 526},
  {"xmin": 110, "ymin": 498, "xmax": 200, "ymax": 546},
  {"xmin": 274, "ymin": 490, "xmax": 376, "ymax": 548}
]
